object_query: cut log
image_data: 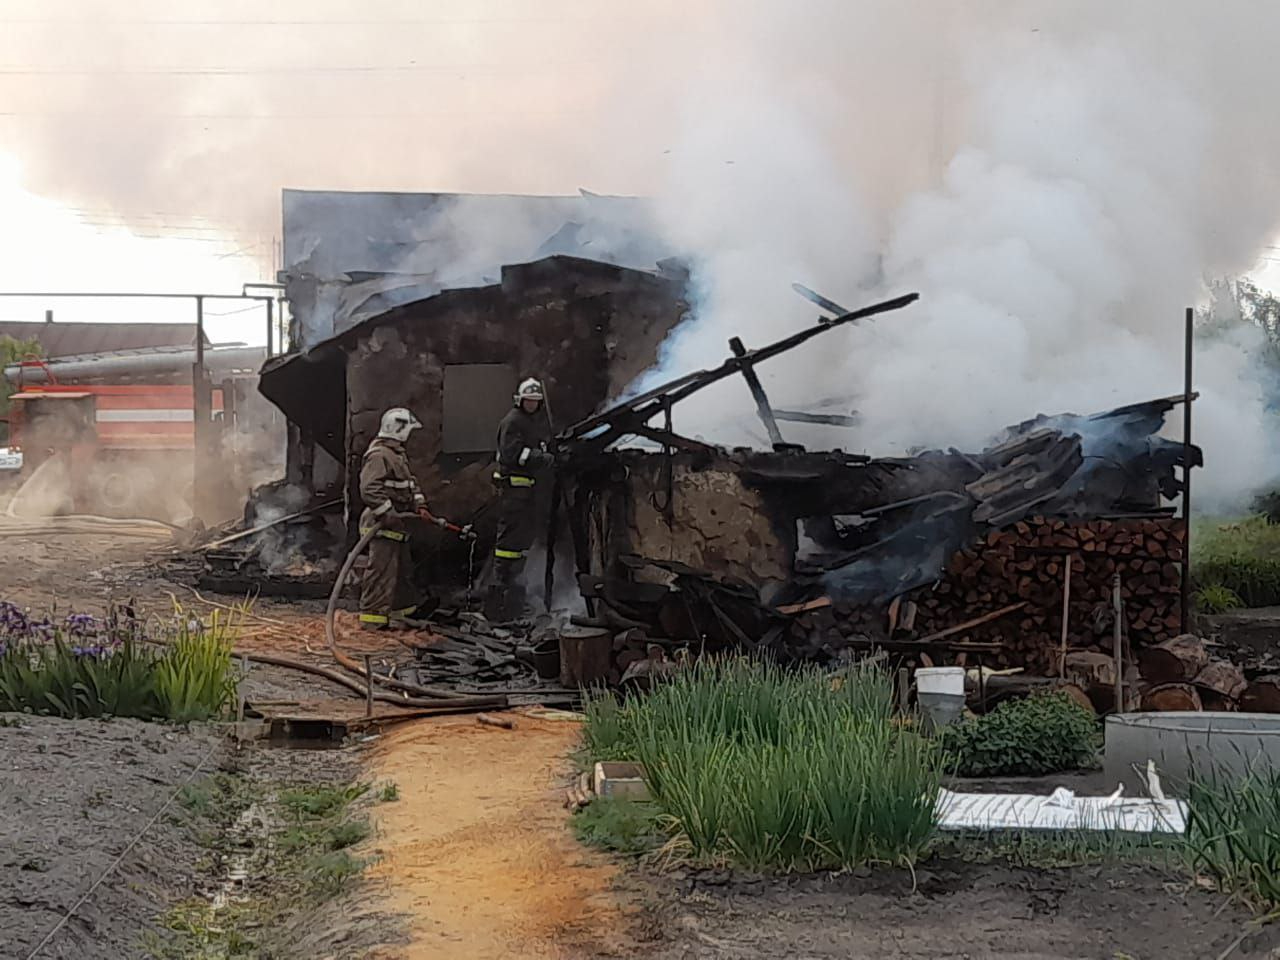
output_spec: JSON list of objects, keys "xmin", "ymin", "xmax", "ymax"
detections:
[
  {"xmin": 1140, "ymin": 682, "xmax": 1203, "ymax": 712},
  {"xmin": 1191, "ymin": 660, "xmax": 1247, "ymax": 702},
  {"xmin": 1064, "ymin": 651, "xmax": 1117, "ymax": 689},
  {"xmin": 1137, "ymin": 635, "xmax": 1210, "ymax": 685},
  {"xmin": 1240, "ymin": 676, "xmax": 1280, "ymax": 714}
]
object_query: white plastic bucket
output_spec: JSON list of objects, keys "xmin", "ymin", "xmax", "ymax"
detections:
[
  {"xmin": 916, "ymin": 666, "xmax": 966, "ymax": 731},
  {"xmin": 915, "ymin": 667, "xmax": 965, "ymax": 696}
]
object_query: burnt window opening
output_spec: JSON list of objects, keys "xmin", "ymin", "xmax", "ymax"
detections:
[{"xmin": 441, "ymin": 363, "xmax": 517, "ymax": 454}]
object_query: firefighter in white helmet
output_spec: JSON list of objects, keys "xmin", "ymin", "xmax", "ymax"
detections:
[
  {"xmin": 357, "ymin": 407, "xmax": 438, "ymax": 629},
  {"xmin": 486, "ymin": 378, "xmax": 554, "ymax": 621}
]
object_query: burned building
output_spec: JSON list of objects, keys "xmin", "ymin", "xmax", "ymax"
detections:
[
  {"xmin": 548, "ymin": 291, "xmax": 1200, "ymax": 681},
  {"xmin": 254, "ymin": 254, "xmax": 689, "ymax": 588}
]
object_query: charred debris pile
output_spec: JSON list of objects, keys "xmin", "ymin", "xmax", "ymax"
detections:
[{"xmin": 550, "ymin": 289, "xmax": 1201, "ymax": 685}]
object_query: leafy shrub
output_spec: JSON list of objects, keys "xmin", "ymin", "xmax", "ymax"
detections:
[
  {"xmin": 938, "ymin": 692, "xmax": 1101, "ymax": 777},
  {"xmin": 1185, "ymin": 767, "xmax": 1280, "ymax": 908},
  {"xmin": 1193, "ymin": 583, "xmax": 1244, "ymax": 614},
  {"xmin": 583, "ymin": 658, "xmax": 942, "ymax": 872}
]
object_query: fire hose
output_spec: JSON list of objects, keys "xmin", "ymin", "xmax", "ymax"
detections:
[{"xmin": 323, "ymin": 514, "xmax": 506, "ymax": 710}]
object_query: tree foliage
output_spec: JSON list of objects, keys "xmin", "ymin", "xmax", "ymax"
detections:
[{"xmin": 0, "ymin": 335, "xmax": 42, "ymax": 445}]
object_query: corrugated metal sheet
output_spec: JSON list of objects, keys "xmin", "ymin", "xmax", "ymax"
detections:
[{"xmin": 0, "ymin": 321, "xmax": 204, "ymax": 358}]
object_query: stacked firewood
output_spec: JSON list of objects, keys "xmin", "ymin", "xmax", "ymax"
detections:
[{"xmin": 805, "ymin": 517, "xmax": 1185, "ymax": 674}]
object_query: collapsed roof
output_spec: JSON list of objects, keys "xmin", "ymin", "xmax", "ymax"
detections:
[{"xmin": 554, "ymin": 290, "xmax": 1201, "ymax": 605}]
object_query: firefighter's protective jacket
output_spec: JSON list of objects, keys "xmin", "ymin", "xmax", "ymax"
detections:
[
  {"xmin": 358, "ymin": 437, "xmax": 424, "ymax": 532},
  {"xmin": 493, "ymin": 407, "xmax": 553, "ymax": 485}
]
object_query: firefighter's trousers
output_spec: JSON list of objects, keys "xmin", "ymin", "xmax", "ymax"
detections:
[
  {"xmin": 359, "ymin": 528, "xmax": 415, "ymax": 625},
  {"xmin": 485, "ymin": 484, "xmax": 537, "ymax": 621}
]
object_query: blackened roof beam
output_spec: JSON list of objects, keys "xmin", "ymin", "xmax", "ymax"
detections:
[{"xmin": 560, "ymin": 291, "xmax": 919, "ymax": 455}]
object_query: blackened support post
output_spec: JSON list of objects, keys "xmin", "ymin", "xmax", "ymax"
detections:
[
  {"xmin": 728, "ymin": 336, "xmax": 786, "ymax": 449},
  {"xmin": 192, "ymin": 295, "xmax": 211, "ymax": 521},
  {"xmin": 1181, "ymin": 306, "xmax": 1194, "ymax": 634},
  {"xmin": 265, "ymin": 297, "xmax": 275, "ymax": 357}
]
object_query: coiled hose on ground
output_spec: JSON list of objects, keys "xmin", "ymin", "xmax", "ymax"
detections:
[{"xmin": 322, "ymin": 517, "xmax": 508, "ymax": 712}]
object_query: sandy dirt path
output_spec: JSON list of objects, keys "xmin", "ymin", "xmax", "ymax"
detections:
[{"xmin": 364, "ymin": 714, "xmax": 637, "ymax": 960}]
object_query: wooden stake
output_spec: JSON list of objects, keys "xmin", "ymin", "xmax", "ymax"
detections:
[
  {"xmin": 363, "ymin": 654, "xmax": 374, "ymax": 718},
  {"xmin": 1112, "ymin": 573, "xmax": 1125, "ymax": 713},
  {"xmin": 897, "ymin": 667, "xmax": 910, "ymax": 716},
  {"xmin": 1058, "ymin": 555, "xmax": 1073, "ymax": 679},
  {"xmin": 237, "ymin": 655, "xmax": 249, "ymax": 722}
]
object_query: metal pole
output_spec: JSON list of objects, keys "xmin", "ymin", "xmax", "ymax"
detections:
[
  {"xmin": 194, "ymin": 295, "xmax": 205, "ymax": 367},
  {"xmin": 1113, "ymin": 573, "xmax": 1125, "ymax": 713},
  {"xmin": 192, "ymin": 295, "xmax": 206, "ymax": 521},
  {"xmin": 265, "ymin": 297, "xmax": 274, "ymax": 357},
  {"xmin": 1181, "ymin": 306, "xmax": 1194, "ymax": 634},
  {"xmin": 1058, "ymin": 554, "xmax": 1072, "ymax": 679}
]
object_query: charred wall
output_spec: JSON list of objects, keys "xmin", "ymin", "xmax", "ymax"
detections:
[{"xmin": 337, "ymin": 256, "xmax": 687, "ymax": 586}]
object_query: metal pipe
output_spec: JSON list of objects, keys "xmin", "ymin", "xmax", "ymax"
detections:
[
  {"xmin": 0, "ymin": 292, "xmax": 275, "ymax": 301},
  {"xmin": 3, "ymin": 346, "xmax": 265, "ymax": 385},
  {"xmin": 1181, "ymin": 306, "xmax": 1194, "ymax": 634}
]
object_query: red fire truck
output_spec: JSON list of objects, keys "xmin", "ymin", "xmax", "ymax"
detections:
[{"xmin": 7, "ymin": 370, "xmax": 224, "ymax": 518}]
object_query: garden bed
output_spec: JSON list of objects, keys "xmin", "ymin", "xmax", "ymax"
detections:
[{"xmin": 632, "ymin": 859, "xmax": 1280, "ymax": 959}]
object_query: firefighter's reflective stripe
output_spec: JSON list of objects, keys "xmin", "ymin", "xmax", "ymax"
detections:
[
  {"xmin": 384, "ymin": 479, "xmax": 413, "ymax": 489},
  {"xmin": 391, "ymin": 606, "xmax": 417, "ymax": 618},
  {"xmin": 359, "ymin": 527, "xmax": 408, "ymax": 542},
  {"xmin": 359, "ymin": 613, "xmax": 389, "ymax": 624},
  {"xmin": 492, "ymin": 471, "xmax": 536, "ymax": 488},
  {"xmin": 494, "ymin": 548, "xmax": 524, "ymax": 560}
]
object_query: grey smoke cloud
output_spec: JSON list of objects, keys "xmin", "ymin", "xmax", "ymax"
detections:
[{"xmin": 4, "ymin": 0, "xmax": 1280, "ymax": 507}]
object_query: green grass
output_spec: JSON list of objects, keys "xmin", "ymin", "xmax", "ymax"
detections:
[
  {"xmin": 145, "ymin": 774, "xmax": 377, "ymax": 958},
  {"xmin": 377, "ymin": 781, "xmax": 400, "ymax": 802},
  {"xmin": 1185, "ymin": 766, "xmax": 1280, "ymax": 909},
  {"xmin": 1193, "ymin": 515, "xmax": 1280, "ymax": 608},
  {"xmin": 279, "ymin": 782, "xmax": 370, "ymax": 820},
  {"xmin": 938, "ymin": 828, "xmax": 1178, "ymax": 869},
  {"xmin": 573, "ymin": 796, "xmax": 666, "ymax": 857},
  {"xmin": 1193, "ymin": 584, "xmax": 1244, "ymax": 614},
  {"xmin": 581, "ymin": 658, "xmax": 942, "ymax": 872}
]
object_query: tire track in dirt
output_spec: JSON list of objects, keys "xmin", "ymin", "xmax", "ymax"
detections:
[{"xmin": 364, "ymin": 714, "xmax": 636, "ymax": 959}]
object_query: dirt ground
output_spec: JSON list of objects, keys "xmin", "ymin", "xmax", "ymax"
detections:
[
  {"xmin": 0, "ymin": 716, "xmax": 223, "ymax": 959},
  {"xmin": 362, "ymin": 714, "xmax": 636, "ymax": 960},
  {"xmin": 636, "ymin": 862, "xmax": 1280, "ymax": 960},
  {"xmin": 4, "ymin": 526, "xmax": 1280, "ymax": 960}
]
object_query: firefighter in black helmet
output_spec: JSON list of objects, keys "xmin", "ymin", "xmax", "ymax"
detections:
[{"xmin": 486, "ymin": 378, "xmax": 553, "ymax": 621}]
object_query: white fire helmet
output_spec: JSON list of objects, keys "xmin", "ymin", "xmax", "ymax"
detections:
[
  {"xmin": 514, "ymin": 378, "xmax": 545, "ymax": 405},
  {"xmin": 377, "ymin": 407, "xmax": 422, "ymax": 442}
]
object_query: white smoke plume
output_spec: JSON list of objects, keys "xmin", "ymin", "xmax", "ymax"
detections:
[
  {"xmin": 632, "ymin": 1, "xmax": 1280, "ymax": 511},
  {"xmin": 5, "ymin": 0, "xmax": 1280, "ymax": 507}
]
